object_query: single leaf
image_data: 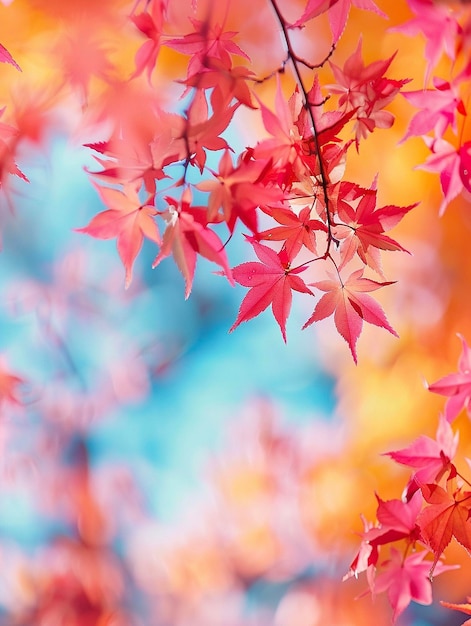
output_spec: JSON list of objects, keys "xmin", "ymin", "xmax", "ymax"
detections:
[
  {"xmin": 76, "ymin": 183, "xmax": 160, "ymax": 288},
  {"xmin": 303, "ymin": 269, "xmax": 397, "ymax": 363},
  {"xmin": 428, "ymin": 334, "xmax": 471, "ymax": 422},
  {"xmin": 334, "ymin": 186, "xmax": 416, "ymax": 275},
  {"xmin": 230, "ymin": 241, "xmax": 313, "ymax": 342},
  {"xmin": 374, "ymin": 548, "xmax": 456, "ymax": 623},
  {"xmin": 257, "ymin": 206, "xmax": 327, "ymax": 261},
  {"xmin": 418, "ymin": 482, "xmax": 471, "ymax": 574},
  {"xmin": 152, "ymin": 191, "xmax": 234, "ymax": 298},
  {"xmin": 385, "ymin": 413, "xmax": 458, "ymax": 496}
]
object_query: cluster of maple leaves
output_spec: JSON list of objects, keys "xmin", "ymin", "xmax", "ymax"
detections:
[
  {"xmin": 69, "ymin": 0, "xmax": 417, "ymax": 364},
  {"xmin": 0, "ymin": 0, "xmax": 469, "ymax": 361},
  {"xmin": 346, "ymin": 334, "xmax": 471, "ymax": 624},
  {"xmin": 397, "ymin": 0, "xmax": 471, "ymax": 215}
]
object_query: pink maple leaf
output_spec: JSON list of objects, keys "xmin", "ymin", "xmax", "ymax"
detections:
[
  {"xmin": 257, "ymin": 205, "xmax": 328, "ymax": 261},
  {"xmin": 419, "ymin": 137, "xmax": 471, "ymax": 215},
  {"xmin": 329, "ymin": 40, "xmax": 410, "ymax": 147},
  {"xmin": 291, "ymin": 0, "xmax": 386, "ymax": 44},
  {"xmin": 130, "ymin": 0, "xmax": 167, "ymax": 82},
  {"xmin": 230, "ymin": 241, "xmax": 313, "ymax": 342},
  {"xmin": 76, "ymin": 182, "xmax": 161, "ymax": 288},
  {"xmin": 197, "ymin": 149, "xmax": 284, "ymax": 233},
  {"xmin": 345, "ymin": 491, "xmax": 422, "ymax": 581},
  {"xmin": 418, "ymin": 482, "xmax": 471, "ymax": 574},
  {"xmin": 374, "ymin": 548, "xmax": 455, "ymax": 622},
  {"xmin": 166, "ymin": 18, "xmax": 249, "ymax": 76},
  {"xmin": 392, "ymin": 0, "xmax": 460, "ymax": 83},
  {"xmin": 385, "ymin": 414, "xmax": 459, "ymax": 497},
  {"xmin": 428, "ymin": 334, "xmax": 471, "ymax": 422},
  {"xmin": 334, "ymin": 186, "xmax": 416, "ymax": 275},
  {"xmin": 303, "ymin": 268, "xmax": 398, "ymax": 363},
  {"xmin": 152, "ymin": 189, "xmax": 234, "ymax": 299}
]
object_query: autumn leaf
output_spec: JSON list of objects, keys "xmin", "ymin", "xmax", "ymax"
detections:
[
  {"xmin": 428, "ymin": 334, "xmax": 471, "ymax": 422},
  {"xmin": 76, "ymin": 183, "xmax": 160, "ymax": 288},
  {"xmin": 400, "ymin": 77, "xmax": 466, "ymax": 142},
  {"xmin": 152, "ymin": 190, "xmax": 234, "ymax": 299},
  {"xmin": 130, "ymin": 1, "xmax": 167, "ymax": 82},
  {"xmin": 165, "ymin": 18, "xmax": 250, "ymax": 78},
  {"xmin": 291, "ymin": 0, "xmax": 386, "ymax": 44},
  {"xmin": 384, "ymin": 413, "xmax": 458, "ymax": 497},
  {"xmin": 374, "ymin": 548, "xmax": 456, "ymax": 623},
  {"xmin": 419, "ymin": 137, "xmax": 470, "ymax": 215},
  {"xmin": 334, "ymin": 187, "xmax": 416, "ymax": 275},
  {"xmin": 345, "ymin": 491, "xmax": 422, "ymax": 581},
  {"xmin": 418, "ymin": 482, "xmax": 471, "ymax": 575},
  {"xmin": 257, "ymin": 205, "xmax": 328, "ymax": 261},
  {"xmin": 184, "ymin": 92, "xmax": 239, "ymax": 172},
  {"xmin": 329, "ymin": 40, "xmax": 410, "ymax": 146},
  {"xmin": 303, "ymin": 268, "xmax": 397, "ymax": 363},
  {"xmin": 197, "ymin": 150, "xmax": 284, "ymax": 233},
  {"xmin": 230, "ymin": 241, "xmax": 313, "ymax": 342},
  {"xmin": 391, "ymin": 0, "xmax": 460, "ymax": 83},
  {"xmin": 182, "ymin": 57, "xmax": 256, "ymax": 110}
]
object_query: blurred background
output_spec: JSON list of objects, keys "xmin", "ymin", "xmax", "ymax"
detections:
[{"xmin": 0, "ymin": 0, "xmax": 470, "ymax": 624}]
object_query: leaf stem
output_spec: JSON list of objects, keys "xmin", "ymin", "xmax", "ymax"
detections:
[{"xmin": 267, "ymin": 0, "xmax": 336, "ymax": 255}]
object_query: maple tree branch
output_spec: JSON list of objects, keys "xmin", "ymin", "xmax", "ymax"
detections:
[
  {"xmin": 295, "ymin": 43, "xmax": 336, "ymax": 70},
  {"xmin": 267, "ymin": 0, "xmax": 335, "ymax": 255},
  {"xmin": 253, "ymin": 45, "xmax": 335, "ymax": 84},
  {"xmin": 253, "ymin": 53, "xmax": 290, "ymax": 83}
]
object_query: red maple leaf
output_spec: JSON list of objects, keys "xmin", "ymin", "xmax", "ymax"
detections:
[
  {"xmin": 254, "ymin": 76, "xmax": 314, "ymax": 183},
  {"xmin": 230, "ymin": 241, "xmax": 313, "ymax": 342},
  {"xmin": 184, "ymin": 91, "xmax": 239, "ymax": 172},
  {"xmin": 152, "ymin": 190, "xmax": 234, "ymax": 299},
  {"xmin": 166, "ymin": 18, "xmax": 249, "ymax": 78},
  {"xmin": 130, "ymin": 0, "xmax": 167, "ymax": 82},
  {"xmin": 440, "ymin": 597, "xmax": 471, "ymax": 626},
  {"xmin": 334, "ymin": 186, "xmax": 416, "ymax": 275},
  {"xmin": 428, "ymin": 334, "xmax": 471, "ymax": 422},
  {"xmin": 257, "ymin": 206, "xmax": 328, "ymax": 261},
  {"xmin": 76, "ymin": 182, "xmax": 161, "ymax": 288},
  {"xmin": 55, "ymin": 23, "xmax": 113, "ymax": 104},
  {"xmin": 418, "ymin": 482, "xmax": 471, "ymax": 574},
  {"xmin": 375, "ymin": 493, "xmax": 422, "ymax": 541},
  {"xmin": 401, "ymin": 77, "xmax": 466, "ymax": 142},
  {"xmin": 385, "ymin": 413, "xmax": 458, "ymax": 497},
  {"xmin": 303, "ymin": 268, "xmax": 397, "ymax": 363},
  {"xmin": 182, "ymin": 57, "xmax": 256, "ymax": 110},
  {"xmin": 345, "ymin": 491, "xmax": 422, "ymax": 581},
  {"xmin": 197, "ymin": 149, "xmax": 284, "ymax": 233}
]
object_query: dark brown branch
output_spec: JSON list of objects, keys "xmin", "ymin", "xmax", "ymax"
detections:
[{"xmin": 267, "ymin": 0, "xmax": 337, "ymax": 255}]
